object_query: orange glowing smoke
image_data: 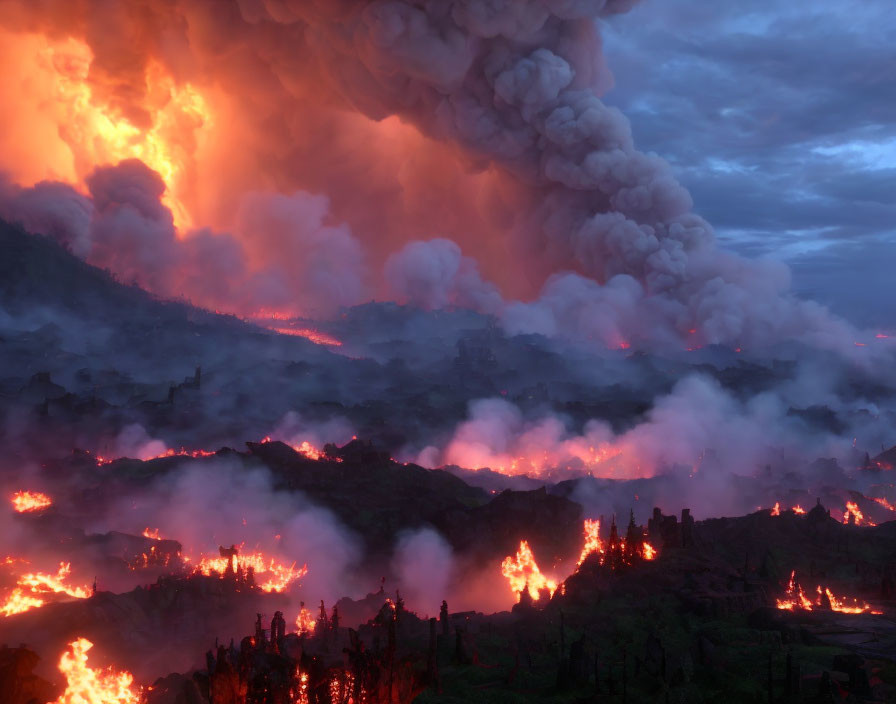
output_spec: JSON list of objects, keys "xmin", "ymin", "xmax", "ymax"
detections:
[
  {"xmin": 843, "ymin": 501, "xmax": 875, "ymax": 526},
  {"xmin": 501, "ymin": 541, "xmax": 558, "ymax": 602},
  {"xmin": 50, "ymin": 638, "xmax": 141, "ymax": 704},
  {"xmin": 10, "ymin": 36, "xmax": 211, "ymax": 231},
  {"xmin": 11, "ymin": 490, "xmax": 52, "ymax": 513},
  {"xmin": 577, "ymin": 519, "xmax": 604, "ymax": 567},
  {"xmin": 296, "ymin": 607, "xmax": 316, "ymax": 635},
  {"xmin": 1, "ymin": 562, "xmax": 90, "ymax": 617},
  {"xmin": 776, "ymin": 571, "xmax": 880, "ymax": 614},
  {"xmin": 195, "ymin": 551, "xmax": 307, "ymax": 593}
]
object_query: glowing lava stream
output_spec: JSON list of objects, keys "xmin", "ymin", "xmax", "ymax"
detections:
[
  {"xmin": 11, "ymin": 490, "xmax": 52, "ymax": 513},
  {"xmin": 50, "ymin": 638, "xmax": 141, "ymax": 704}
]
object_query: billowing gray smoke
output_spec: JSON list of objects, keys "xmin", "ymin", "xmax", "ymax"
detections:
[{"xmin": 0, "ymin": 0, "xmax": 864, "ymax": 353}]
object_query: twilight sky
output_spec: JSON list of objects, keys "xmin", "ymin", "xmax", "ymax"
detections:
[{"xmin": 601, "ymin": 0, "xmax": 896, "ymax": 327}]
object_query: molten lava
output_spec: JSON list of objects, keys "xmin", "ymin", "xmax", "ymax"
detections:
[
  {"xmin": 501, "ymin": 541, "xmax": 558, "ymax": 602},
  {"xmin": 11, "ymin": 490, "xmax": 52, "ymax": 513},
  {"xmin": 776, "ymin": 571, "xmax": 880, "ymax": 614},
  {"xmin": 51, "ymin": 638, "xmax": 141, "ymax": 704}
]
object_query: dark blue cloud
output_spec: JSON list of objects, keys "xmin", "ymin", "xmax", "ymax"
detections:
[{"xmin": 600, "ymin": 0, "xmax": 896, "ymax": 325}]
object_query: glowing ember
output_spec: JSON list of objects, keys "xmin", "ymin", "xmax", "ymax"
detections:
[
  {"xmin": 501, "ymin": 540, "xmax": 557, "ymax": 602},
  {"xmin": 50, "ymin": 638, "xmax": 141, "ymax": 704},
  {"xmin": 195, "ymin": 550, "xmax": 307, "ymax": 593},
  {"xmin": 295, "ymin": 607, "xmax": 316, "ymax": 635},
  {"xmin": 11, "ymin": 490, "xmax": 52, "ymax": 513},
  {"xmin": 776, "ymin": 571, "xmax": 880, "ymax": 614},
  {"xmin": 843, "ymin": 501, "xmax": 875, "ymax": 526},
  {"xmin": 1, "ymin": 562, "xmax": 91, "ymax": 617},
  {"xmin": 142, "ymin": 528, "xmax": 162, "ymax": 540},
  {"xmin": 577, "ymin": 519, "xmax": 604, "ymax": 566}
]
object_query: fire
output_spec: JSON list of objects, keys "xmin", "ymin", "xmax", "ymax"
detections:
[
  {"xmin": 267, "ymin": 326, "xmax": 343, "ymax": 347},
  {"xmin": 770, "ymin": 502, "xmax": 806, "ymax": 516},
  {"xmin": 776, "ymin": 571, "xmax": 880, "ymax": 614},
  {"xmin": 501, "ymin": 541, "xmax": 558, "ymax": 602},
  {"xmin": 40, "ymin": 39, "xmax": 210, "ymax": 230},
  {"xmin": 11, "ymin": 490, "xmax": 52, "ymax": 513},
  {"xmin": 296, "ymin": 607, "xmax": 316, "ymax": 635},
  {"xmin": 642, "ymin": 542, "xmax": 657, "ymax": 560},
  {"xmin": 1, "ymin": 562, "xmax": 91, "ymax": 617},
  {"xmin": 195, "ymin": 551, "xmax": 307, "ymax": 593},
  {"xmin": 0, "ymin": 589, "xmax": 45, "ymax": 617},
  {"xmin": 843, "ymin": 501, "xmax": 875, "ymax": 526},
  {"xmin": 872, "ymin": 496, "xmax": 896, "ymax": 512},
  {"xmin": 51, "ymin": 638, "xmax": 141, "ymax": 704},
  {"xmin": 260, "ymin": 436, "xmax": 330, "ymax": 461},
  {"xmin": 142, "ymin": 528, "xmax": 162, "ymax": 540},
  {"xmin": 577, "ymin": 519, "xmax": 604, "ymax": 566}
]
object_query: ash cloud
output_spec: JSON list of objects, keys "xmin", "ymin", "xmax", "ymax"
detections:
[{"xmin": 0, "ymin": 0, "xmax": 877, "ymax": 356}]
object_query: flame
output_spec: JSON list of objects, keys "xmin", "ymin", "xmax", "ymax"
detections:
[
  {"xmin": 641, "ymin": 542, "xmax": 657, "ymax": 560},
  {"xmin": 776, "ymin": 571, "xmax": 880, "ymax": 614},
  {"xmin": 50, "ymin": 638, "xmax": 141, "ymax": 704},
  {"xmin": 296, "ymin": 607, "xmax": 316, "ymax": 635},
  {"xmin": 11, "ymin": 490, "xmax": 52, "ymax": 513},
  {"xmin": 872, "ymin": 496, "xmax": 896, "ymax": 512},
  {"xmin": 38, "ymin": 39, "xmax": 210, "ymax": 230},
  {"xmin": 577, "ymin": 519, "xmax": 604, "ymax": 566},
  {"xmin": 267, "ymin": 326, "xmax": 343, "ymax": 346},
  {"xmin": 770, "ymin": 502, "xmax": 806, "ymax": 516},
  {"xmin": 195, "ymin": 551, "xmax": 307, "ymax": 592},
  {"xmin": 0, "ymin": 589, "xmax": 45, "ymax": 617},
  {"xmin": 141, "ymin": 528, "xmax": 162, "ymax": 540},
  {"xmin": 843, "ymin": 501, "xmax": 875, "ymax": 526},
  {"xmin": 501, "ymin": 540, "xmax": 557, "ymax": 602},
  {"xmin": 1, "ymin": 562, "xmax": 90, "ymax": 617}
]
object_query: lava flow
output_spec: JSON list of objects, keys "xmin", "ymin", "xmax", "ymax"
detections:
[
  {"xmin": 776, "ymin": 571, "xmax": 881, "ymax": 615},
  {"xmin": 11, "ymin": 490, "xmax": 52, "ymax": 513},
  {"xmin": 51, "ymin": 638, "xmax": 141, "ymax": 704}
]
